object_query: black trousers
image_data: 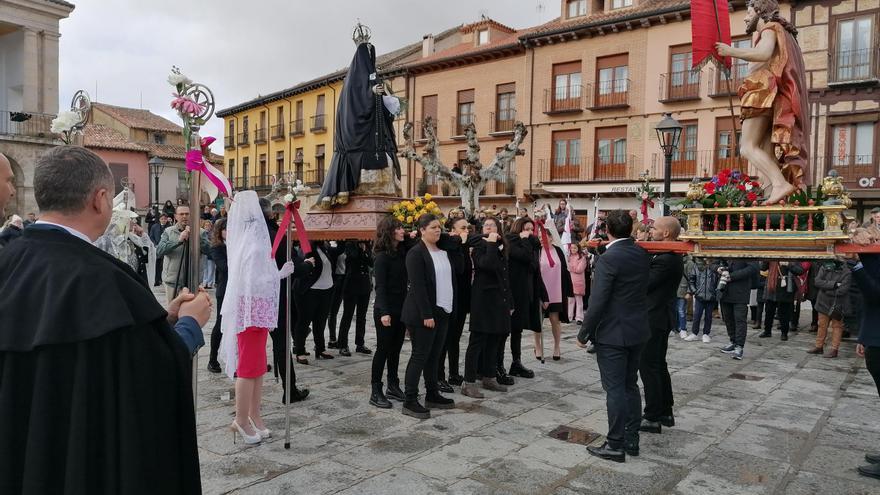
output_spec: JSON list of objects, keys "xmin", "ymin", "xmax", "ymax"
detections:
[
  {"xmin": 294, "ymin": 288, "xmax": 333, "ymax": 355},
  {"xmin": 497, "ymin": 330, "xmax": 522, "ymax": 369},
  {"xmin": 371, "ymin": 315, "xmax": 406, "ymax": 385},
  {"xmin": 327, "ymin": 274, "xmax": 344, "ymax": 340},
  {"xmin": 464, "ymin": 331, "xmax": 503, "ymax": 382},
  {"xmin": 596, "ymin": 342, "xmax": 644, "ymax": 450},
  {"xmin": 721, "ymin": 302, "xmax": 748, "ymax": 347},
  {"xmin": 639, "ymin": 326, "xmax": 673, "ymax": 421},
  {"xmin": 209, "ymin": 314, "xmax": 223, "ymax": 364},
  {"xmin": 439, "ymin": 308, "xmax": 467, "ymax": 380},
  {"xmin": 271, "ymin": 323, "xmax": 297, "ymax": 392},
  {"xmin": 338, "ymin": 290, "xmax": 370, "ymax": 348},
  {"xmin": 153, "ymin": 257, "xmax": 164, "ymax": 286},
  {"xmin": 404, "ymin": 308, "xmax": 450, "ymax": 401},
  {"xmin": 764, "ymin": 300, "xmax": 793, "ymax": 336},
  {"xmin": 866, "ymin": 346, "xmax": 880, "ymax": 397}
]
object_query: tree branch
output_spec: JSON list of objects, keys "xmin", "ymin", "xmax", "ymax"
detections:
[
  {"xmin": 480, "ymin": 121, "xmax": 528, "ymax": 182},
  {"xmin": 399, "ymin": 117, "xmax": 461, "ymax": 185}
]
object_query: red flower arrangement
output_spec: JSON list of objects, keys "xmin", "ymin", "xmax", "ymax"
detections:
[{"xmin": 700, "ymin": 169, "xmax": 763, "ymax": 207}]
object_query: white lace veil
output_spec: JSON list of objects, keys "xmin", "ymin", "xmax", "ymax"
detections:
[{"xmin": 218, "ymin": 190, "xmax": 281, "ymax": 378}]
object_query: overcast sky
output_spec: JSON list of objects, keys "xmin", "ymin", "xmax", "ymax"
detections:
[{"xmin": 58, "ymin": 0, "xmax": 556, "ymax": 152}]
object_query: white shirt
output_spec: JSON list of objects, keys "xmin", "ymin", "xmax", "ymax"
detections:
[
  {"xmin": 606, "ymin": 237, "xmax": 627, "ymax": 250},
  {"xmin": 34, "ymin": 220, "xmax": 93, "ymax": 243},
  {"xmin": 312, "ymin": 249, "xmax": 334, "ymax": 290},
  {"xmin": 429, "ymin": 249, "xmax": 454, "ymax": 314}
]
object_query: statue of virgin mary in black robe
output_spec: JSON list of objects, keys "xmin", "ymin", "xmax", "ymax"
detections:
[{"xmin": 318, "ymin": 40, "xmax": 402, "ymax": 208}]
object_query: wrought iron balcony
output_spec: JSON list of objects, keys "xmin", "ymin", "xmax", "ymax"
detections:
[
  {"xmin": 0, "ymin": 110, "xmax": 56, "ymax": 140},
  {"xmin": 830, "ymin": 48, "xmax": 879, "ymax": 85},
  {"xmin": 224, "ymin": 135, "xmax": 235, "ymax": 149},
  {"xmin": 535, "ymin": 155, "xmax": 639, "ymax": 183},
  {"xmin": 659, "ymin": 71, "xmax": 702, "ymax": 102},
  {"xmin": 543, "ymin": 85, "xmax": 585, "ymax": 114},
  {"xmin": 588, "ymin": 80, "xmax": 630, "ymax": 109},
  {"xmin": 270, "ymin": 124, "xmax": 285, "ymax": 140},
  {"xmin": 490, "ymin": 110, "xmax": 517, "ymax": 134},
  {"xmin": 814, "ymin": 154, "xmax": 877, "ymax": 186},
  {"xmin": 708, "ymin": 69, "xmax": 746, "ymax": 97},
  {"xmin": 310, "ymin": 114, "xmax": 327, "ymax": 133},
  {"xmin": 253, "ymin": 127, "xmax": 267, "ymax": 144},
  {"xmin": 289, "ymin": 119, "xmax": 304, "ymax": 137},
  {"xmin": 452, "ymin": 114, "xmax": 475, "ymax": 138},
  {"xmin": 237, "ymin": 131, "xmax": 249, "ymax": 146}
]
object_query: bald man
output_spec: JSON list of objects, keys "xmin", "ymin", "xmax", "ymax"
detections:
[
  {"xmin": 0, "ymin": 153, "xmax": 15, "ymax": 217},
  {"xmin": 638, "ymin": 217, "xmax": 684, "ymax": 435}
]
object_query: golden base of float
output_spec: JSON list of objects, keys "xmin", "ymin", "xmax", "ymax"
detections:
[
  {"xmin": 679, "ymin": 204, "xmax": 850, "ymax": 260},
  {"xmin": 301, "ymin": 195, "xmax": 399, "ymax": 241}
]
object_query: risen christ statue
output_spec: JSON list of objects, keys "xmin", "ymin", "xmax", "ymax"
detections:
[{"xmin": 715, "ymin": 0, "xmax": 810, "ymax": 205}]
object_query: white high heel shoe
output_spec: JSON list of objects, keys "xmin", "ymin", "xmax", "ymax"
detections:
[
  {"xmin": 231, "ymin": 420, "xmax": 262, "ymax": 445},
  {"xmin": 248, "ymin": 417, "xmax": 271, "ymax": 439}
]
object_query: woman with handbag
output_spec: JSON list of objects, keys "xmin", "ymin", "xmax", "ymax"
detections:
[{"xmin": 807, "ymin": 260, "xmax": 851, "ymax": 358}]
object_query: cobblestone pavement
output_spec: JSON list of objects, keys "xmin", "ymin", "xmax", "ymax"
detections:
[{"xmin": 177, "ymin": 287, "xmax": 880, "ymax": 495}]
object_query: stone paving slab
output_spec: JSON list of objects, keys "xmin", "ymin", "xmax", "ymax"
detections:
[{"xmin": 176, "ymin": 286, "xmax": 880, "ymax": 495}]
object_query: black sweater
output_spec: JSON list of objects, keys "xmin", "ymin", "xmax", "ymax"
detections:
[{"xmin": 374, "ymin": 245, "xmax": 407, "ymax": 319}]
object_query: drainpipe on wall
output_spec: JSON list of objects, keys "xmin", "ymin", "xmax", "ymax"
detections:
[
  {"xmin": 527, "ymin": 43, "xmax": 535, "ymax": 198},
  {"xmin": 282, "ymin": 96, "xmax": 295, "ymax": 181}
]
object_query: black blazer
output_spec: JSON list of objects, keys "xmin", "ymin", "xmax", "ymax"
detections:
[
  {"xmin": 719, "ymin": 260, "xmax": 758, "ymax": 304},
  {"xmin": 401, "ymin": 240, "xmax": 457, "ymax": 328},
  {"xmin": 341, "ymin": 241, "xmax": 373, "ymax": 295},
  {"xmin": 469, "ymin": 237, "xmax": 512, "ymax": 335},
  {"xmin": 646, "ymin": 252, "xmax": 684, "ymax": 331},
  {"xmin": 578, "ymin": 238, "xmax": 650, "ymax": 346},
  {"xmin": 852, "ymin": 254, "xmax": 880, "ymax": 347}
]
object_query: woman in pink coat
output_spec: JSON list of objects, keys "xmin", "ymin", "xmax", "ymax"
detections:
[{"xmin": 567, "ymin": 243, "xmax": 588, "ymax": 325}]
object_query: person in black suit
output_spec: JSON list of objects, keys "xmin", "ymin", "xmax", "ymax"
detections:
[
  {"xmin": 576, "ymin": 209, "xmax": 650, "ymax": 463},
  {"xmin": 503, "ymin": 217, "xmax": 543, "ymax": 379},
  {"xmin": 718, "ymin": 259, "xmax": 759, "ymax": 360},
  {"xmin": 336, "ymin": 240, "xmax": 373, "ymax": 356},
  {"xmin": 261, "ymin": 199, "xmax": 313, "ymax": 403},
  {"xmin": 638, "ymin": 217, "xmax": 684, "ymax": 434},
  {"xmin": 401, "ymin": 214, "xmax": 457, "ymax": 419},
  {"xmin": 438, "ymin": 216, "xmax": 473, "ymax": 391},
  {"xmin": 849, "ymin": 229, "xmax": 880, "ymax": 480}
]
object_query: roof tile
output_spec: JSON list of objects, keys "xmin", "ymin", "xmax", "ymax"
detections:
[{"xmin": 93, "ymin": 102, "xmax": 183, "ymax": 133}]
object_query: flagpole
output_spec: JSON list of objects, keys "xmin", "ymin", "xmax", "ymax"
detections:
[{"xmin": 712, "ymin": 0, "xmax": 740, "ymax": 159}]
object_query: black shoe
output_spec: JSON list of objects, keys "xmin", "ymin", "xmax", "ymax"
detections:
[
  {"xmin": 356, "ymin": 346, "xmax": 372, "ymax": 355},
  {"xmin": 339, "ymin": 347, "xmax": 351, "ymax": 357},
  {"xmin": 438, "ymin": 380, "xmax": 454, "ymax": 394},
  {"xmin": 624, "ymin": 442, "xmax": 639, "ymax": 457},
  {"xmin": 369, "ymin": 382, "xmax": 392, "ymax": 409},
  {"xmin": 858, "ymin": 463, "xmax": 880, "ymax": 480},
  {"xmin": 385, "ymin": 382, "xmax": 405, "ymax": 402},
  {"xmin": 425, "ymin": 392, "xmax": 455, "ymax": 409},
  {"xmin": 758, "ymin": 332, "xmax": 772, "ymax": 338},
  {"xmin": 659, "ymin": 415, "xmax": 675, "ymax": 427},
  {"xmin": 720, "ymin": 343, "xmax": 736, "ymax": 354},
  {"xmin": 780, "ymin": 334, "xmax": 789, "ymax": 342},
  {"xmin": 207, "ymin": 361, "xmax": 221, "ymax": 373},
  {"xmin": 587, "ymin": 442, "xmax": 625, "ymax": 463},
  {"xmin": 282, "ymin": 387, "xmax": 310, "ymax": 404},
  {"xmin": 639, "ymin": 419, "xmax": 662, "ymax": 434},
  {"xmin": 316, "ymin": 352, "xmax": 334, "ymax": 360},
  {"xmin": 509, "ymin": 360, "xmax": 535, "ymax": 379},
  {"xmin": 402, "ymin": 401, "xmax": 431, "ymax": 419},
  {"xmin": 496, "ymin": 367, "xmax": 515, "ymax": 386},
  {"xmin": 327, "ymin": 340, "xmax": 337, "ymax": 349},
  {"xmin": 447, "ymin": 374, "xmax": 464, "ymax": 386},
  {"xmin": 867, "ymin": 453, "xmax": 880, "ymax": 464}
]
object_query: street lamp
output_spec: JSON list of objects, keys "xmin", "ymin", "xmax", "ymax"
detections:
[
  {"xmin": 655, "ymin": 113, "xmax": 682, "ymax": 216},
  {"xmin": 148, "ymin": 156, "xmax": 166, "ymax": 209}
]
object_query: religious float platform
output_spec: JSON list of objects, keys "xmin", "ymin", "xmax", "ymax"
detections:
[{"xmin": 301, "ymin": 195, "xmax": 398, "ymax": 241}]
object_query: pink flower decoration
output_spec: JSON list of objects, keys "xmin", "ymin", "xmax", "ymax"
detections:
[{"xmin": 171, "ymin": 94, "xmax": 204, "ymax": 116}]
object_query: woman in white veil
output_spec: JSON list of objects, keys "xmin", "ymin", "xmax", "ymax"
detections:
[{"xmin": 219, "ymin": 190, "xmax": 295, "ymax": 444}]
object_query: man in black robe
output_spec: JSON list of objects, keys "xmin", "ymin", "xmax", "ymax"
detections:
[
  {"xmin": 0, "ymin": 146, "xmax": 210, "ymax": 494},
  {"xmin": 318, "ymin": 38, "xmax": 402, "ymax": 207}
]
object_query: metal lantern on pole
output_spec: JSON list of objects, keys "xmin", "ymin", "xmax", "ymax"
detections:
[
  {"xmin": 148, "ymin": 156, "xmax": 166, "ymax": 208},
  {"xmin": 655, "ymin": 113, "xmax": 682, "ymax": 216}
]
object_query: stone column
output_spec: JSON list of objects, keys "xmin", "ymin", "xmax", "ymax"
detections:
[
  {"xmin": 21, "ymin": 28, "xmax": 40, "ymax": 114},
  {"xmin": 41, "ymin": 32, "xmax": 61, "ymax": 114}
]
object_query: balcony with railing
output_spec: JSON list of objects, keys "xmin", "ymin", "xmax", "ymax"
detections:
[
  {"xmin": 289, "ymin": 119, "xmax": 305, "ymax": 137},
  {"xmin": 830, "ymin": 48, "xmax": 879, "ymax": 85},
  {"xmin": 270, "ymin": 123, "xmax": 285, "ymax": 140},
  {"xmin": 535, "ymin": 155, "xmax": 639, "ymax": 183},
  {"xmin": 310, "ymin": 114, "xmax": 327, "ymax": 133},
  {"xmin": 291, "ymin": 162, "xmax": 309, "ymax": 184},
  {"xmin": 0, "ymin": 110, "xmax": 56, "ymax": 140},
  {"xmin": 708, "ymin": 68, "xmax": 746, "ymax": 97},
  {"xmin": 815, "ymin": 154, "xmax": 877, "ymax": 186},
  {"xmin": 650, "ymin": 150, "xmax": 749, "ymax": 179},
  {"xmin": 304, "ymin": 167, "xmax": 326, "ymax": 186},
  {"xmin": 420, "ymin": 168, "xmax": 517, "ymax": 197},
  {"xmin": 659, "ymin": 72, "xmax": 702, "ymax": 102},
  {"xmin": 224, "ymin": 135, "xmax": 235, "ymax": 149},
  {"xmin": 237, "ymin": 131, "xmax": 250, "ymax": 146},
  {"xmin": 452, "ymin": 114, "xmax": 475, "ymax": 138},
  {"xmin": 490, "ymin": 110, "xmax": 517, "ymax": 134},
  {"xmin": 543, "ymin": 85, "xmax": 585, "ymax": 114},
  {"xmin": 253, "ymin": 127, "xmax": 267, "ymax": 144},
  {"xmin": 588, "ymin": 80, "xmax": 630, "ymax": 109}
]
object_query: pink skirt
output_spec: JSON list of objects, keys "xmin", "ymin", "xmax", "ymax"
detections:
[{"xmin": 236, "ymin": 326, "xmax": 268, "ymax": 378}]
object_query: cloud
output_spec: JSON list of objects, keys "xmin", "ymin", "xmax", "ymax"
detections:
[{"xmin": 58, "ymin": 0, "xmax": 554, "ymax": 152}]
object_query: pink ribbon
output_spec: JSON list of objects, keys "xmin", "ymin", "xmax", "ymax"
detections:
[
  {"xmin": 271, "ymin": 200, "xmax": 312, "ymax": 259},
  {"xmin": 185, "ymin": 148, "xmax": 232, "ymax": 198},
  {"xmin": 640, "ymin": 199, "xmax": 654, "ymax": 225},
  {"xmin": 534, "ymin": 219, "xmax": 556, "ymax": 268}
]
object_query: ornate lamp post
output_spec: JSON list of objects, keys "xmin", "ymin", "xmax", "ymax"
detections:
[
  {"xmin": 148, "ymin": 156, "xmax": 166, "ymax": 208},
  {"xmin": 655, "ymin": 113, "xmax": 682, "ymax": 216}
]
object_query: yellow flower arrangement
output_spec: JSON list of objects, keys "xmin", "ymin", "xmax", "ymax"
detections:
[{"xmin": 389, "ymin": 194, "xmax": 446, "ymax": 230}]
